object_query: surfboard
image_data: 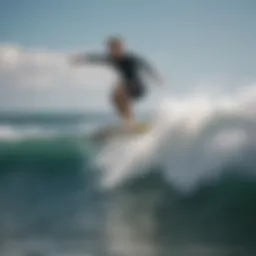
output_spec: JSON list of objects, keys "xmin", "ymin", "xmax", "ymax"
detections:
[{"xmin": 91, "ymin": 122, "xmax": 151, "ymax": 143}]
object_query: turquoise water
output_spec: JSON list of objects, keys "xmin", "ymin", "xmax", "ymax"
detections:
[{"xmin": 0, "ymin": 112, "xmax": 255, "ymax": 256}]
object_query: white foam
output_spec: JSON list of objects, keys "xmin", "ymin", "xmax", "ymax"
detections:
[
  {"xmin": 0, "ymin": 126, "xmax": 22, "ymax": 141},
  {"xmin": 0, "ymin": 125, "xmax": 58, "ymax": 142},
  {"xmin": 97, "ymin": 86, "xmax": 256, "ymax": 190}
]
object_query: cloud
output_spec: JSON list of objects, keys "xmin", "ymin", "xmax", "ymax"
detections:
[
  {"xmin": 0, "ymin": 45, "xmax": 117, "ymax": 89},
  {"xmin": 0, "ymin": 44, "xmax": 255, "ymax": 112}
]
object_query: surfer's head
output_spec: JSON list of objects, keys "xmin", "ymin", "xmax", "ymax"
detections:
[{"xmin": 107, "ymin": 36, "xmax": 125, "ymax": 58}]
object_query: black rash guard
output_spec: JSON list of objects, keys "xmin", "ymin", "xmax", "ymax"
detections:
[{"xmin": 84, "ymin": 52, "xmax": 157, "ymax": 99}]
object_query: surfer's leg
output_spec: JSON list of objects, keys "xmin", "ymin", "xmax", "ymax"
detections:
[{"xmin": 112, "ymin": 85, "xmax": 135, "ymax": 129}]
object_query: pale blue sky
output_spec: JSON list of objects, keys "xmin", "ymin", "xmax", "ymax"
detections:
[{"xmin": 0, "ymin": 0, "xmax": 255, "ymax": 111}]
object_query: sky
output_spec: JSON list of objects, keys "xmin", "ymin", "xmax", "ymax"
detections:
[{"xmin": 0, "ymin": 0, "xmax": 255, "ymax": 112}]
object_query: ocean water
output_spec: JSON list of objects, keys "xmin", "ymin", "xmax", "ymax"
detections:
[{"xmin": 0, "ymin": 94, "xmax": 256, "ymax": 256}]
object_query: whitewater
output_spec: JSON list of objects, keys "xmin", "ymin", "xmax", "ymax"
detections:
[{"xmin": 97, "ymin": 85, "xmax": 256, "ymax": 190}]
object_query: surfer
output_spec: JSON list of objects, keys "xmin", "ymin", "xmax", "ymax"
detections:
[{"xmin": 70, "ymin": 36, "xmax": 162, "ymax": 130}]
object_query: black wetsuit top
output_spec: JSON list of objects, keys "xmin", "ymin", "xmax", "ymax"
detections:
[{"xmin": 85, "ymin": 53, "xmax": 157, "ymax": 99}]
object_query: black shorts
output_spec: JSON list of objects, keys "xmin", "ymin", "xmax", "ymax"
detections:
[{"xmin": 124, "ymin": 79, "xmax": 146, "ymax": 100}]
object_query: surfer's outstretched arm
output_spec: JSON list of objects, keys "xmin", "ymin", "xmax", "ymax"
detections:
[{"xmin": 70, "ymin": 53, "xmax": 109, "ymax": 66}]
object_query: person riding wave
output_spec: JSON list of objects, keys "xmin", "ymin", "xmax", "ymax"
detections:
[{"xmin": 70, "ymin": 36, "xmax": 162, "ymax": 130}]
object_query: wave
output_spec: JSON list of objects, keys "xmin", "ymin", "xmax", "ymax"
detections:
[
  {"xmin": 111, "ymin": 169, "xmax": 256, "ymax": 248},
  {"xmin": 0, "ymin": 128, "xmax": 97, "ymax": 164},
  {"xmin": 0, "ymin": 87, "xmax": 256, "ymax": 252},
  {"xmin": 97, "ymin": 85, "xmax": 256, "ymax": 248},
  {"xmin": 97, "ymin": 86, "xmax": 256, "ymax": 191},
  {"xmin": 0, "ymin": 87, "xmax": 255, "ymax": 191}
]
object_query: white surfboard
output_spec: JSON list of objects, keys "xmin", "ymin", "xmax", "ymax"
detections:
[{"xmin": 91, "ymin": 122, "xmax": 151, "ymax": 143}]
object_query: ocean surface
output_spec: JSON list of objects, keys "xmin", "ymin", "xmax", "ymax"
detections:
[{"xmin": 0, "ymin": 97, "xmax": 256, "ymax": 256}]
